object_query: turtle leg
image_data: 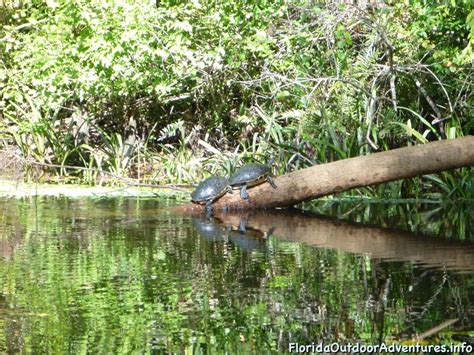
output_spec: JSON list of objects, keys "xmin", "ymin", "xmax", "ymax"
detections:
[
  {"xmin": 226, "ymin": 186, "xmax": 233, "ymax": 194},
  {"xmin": 238, "ymin": 218, "xmax": 248, "ymax": 232},
  {"xmin": 240, "ymin": 185, "xmax": 249, "ymax": 200},
  {"xmin": 265, "ymin": 227, "xmax": 276, "ymax": 239},
  {"xmin": 267, "ymin": 176, "xmax": 277, "ymax": 189},
  {"xmin": 205, "ymin": 200, "xmax": 214, "ymax": 216}
]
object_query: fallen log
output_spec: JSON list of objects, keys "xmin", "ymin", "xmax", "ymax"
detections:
[{"xmin": 173, "ymin": 136, "xmax": 474, "ymax": 212}]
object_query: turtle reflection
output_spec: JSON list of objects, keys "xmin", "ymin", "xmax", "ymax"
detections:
[
  {"xmin": 191, "ymin": 216, "xmax": 269, "ymax": 252},
  {"xmin": 192, "ymin": 217, "xmax": 227, "ymax": 242},
  {"xmin": 227, "ymin": 217, "xmax": 267, "ymax": 252}
]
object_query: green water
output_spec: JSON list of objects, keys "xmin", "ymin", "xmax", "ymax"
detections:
[{"xmin": 0, "ymin": 197, "xmax": 473, "ymax": 353}]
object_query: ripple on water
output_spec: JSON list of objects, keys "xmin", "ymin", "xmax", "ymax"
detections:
[{"xmin": 0, "ymin": 197, "xmax": 472, "ymax": 353}]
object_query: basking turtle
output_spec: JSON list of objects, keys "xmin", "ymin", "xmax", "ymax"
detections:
[
  {"xmin": 191, "ymin": 176, "xmax": 232, "ymax": 213},
  {"xmin": 229, "ymin": 160, "xmax": 277, "ymax": 200}
]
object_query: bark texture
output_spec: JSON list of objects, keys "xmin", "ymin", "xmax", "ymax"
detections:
[{"xmin": 174, "ymin": 136, "xmax": 474, "ymax": 212}]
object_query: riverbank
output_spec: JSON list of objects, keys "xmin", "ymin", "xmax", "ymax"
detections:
[{"xmin": 0, "ymin": 180, "xmax": 189, "ymax": 199}]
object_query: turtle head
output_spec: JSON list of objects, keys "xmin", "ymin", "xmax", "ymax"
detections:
[{"xmin": 266, "ymin": 156, "xmax": 276, "ymax": 167}]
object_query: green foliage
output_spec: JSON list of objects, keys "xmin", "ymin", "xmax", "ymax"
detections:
[{"xmin": 0, "ymin": 0, "xmax": 472, "ymax": 198}]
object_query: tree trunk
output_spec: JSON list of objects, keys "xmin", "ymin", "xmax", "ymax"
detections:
[{"xmin": 174, "ymin": 136, "xmax": 474, "ymax": 212}]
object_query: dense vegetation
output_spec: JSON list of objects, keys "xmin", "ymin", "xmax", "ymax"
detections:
[{"xmin": 0, "ymin": 0, "xmax": 473, "ymax": 199}]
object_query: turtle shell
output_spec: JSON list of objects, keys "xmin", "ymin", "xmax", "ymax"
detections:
[
  {"xmin": 191, "ymin": 176, "xmax": 230, "ymax": 203},
  {"xmin": 229, "ymin": 232, "xmax": 266, "ymax": 252},
  {"xmin": 229, "ymin": 163, "xmax": 271, "ymax": 187}
]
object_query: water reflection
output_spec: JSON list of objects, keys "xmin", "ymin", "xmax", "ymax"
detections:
[
  {"xmin": 192, "ymin": 217, "xmax": 227, "ymax": 242},
  {"xmin": 193, "ymin": 216, "xmax": 268, "ymax": 252},
  {"xmin": 228, "ymin": 228, "xmax": 267, "ymax": 253},
  {"xmin": 200, "ymin": 209, "xmax": 474, "ymax": 273},
  {"xmin": 305, "ymin": 199, "xmax": 474, "ymax": 241},
  {"xmin": 0, "ymin": 197, "xmax": 472, "ymax": 353}
]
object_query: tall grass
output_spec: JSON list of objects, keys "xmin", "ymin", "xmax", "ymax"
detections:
[{"xmin": 0, "ymin": 1, "xmax": 472, "ymax": 200}]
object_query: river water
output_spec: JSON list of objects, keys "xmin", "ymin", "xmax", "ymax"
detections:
[{"xmin": 0, "ymin": 197, "xmax": 473, "ymax": 352}]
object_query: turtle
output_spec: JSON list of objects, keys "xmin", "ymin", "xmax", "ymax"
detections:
[
  {"xmin": 191, "ymin": 176, "xmax": 232, "ymax": 214},
  {"xmin": 229, "ymin": 160, "xmax": 277, "ymax": 200}
]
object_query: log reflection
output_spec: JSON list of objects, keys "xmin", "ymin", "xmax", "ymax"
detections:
[{"xmin": 201, "ymin": 209, "xmax": 474, "ymax": 273}]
